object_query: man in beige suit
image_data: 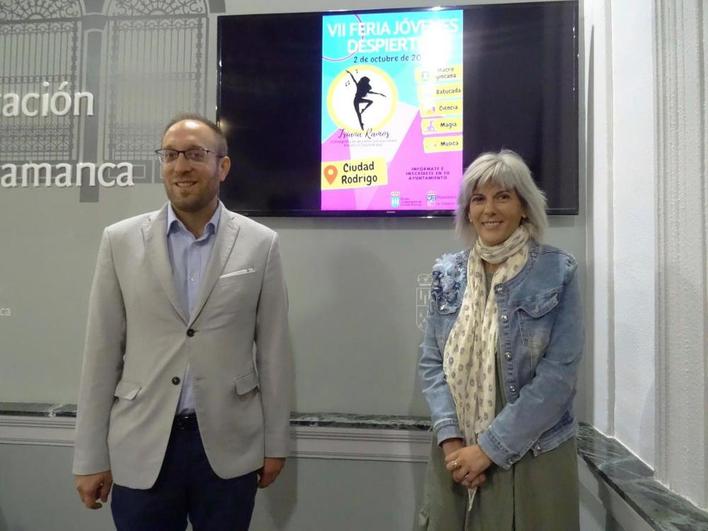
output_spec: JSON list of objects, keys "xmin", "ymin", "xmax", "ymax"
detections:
[{"xmin": 72, "ymin": 114, "xmax": 293, "ymax": 531}]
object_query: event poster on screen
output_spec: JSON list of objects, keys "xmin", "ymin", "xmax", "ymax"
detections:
[{"xmin": 320, "ymin": 9, "xmax": 463, "ymax": 212}]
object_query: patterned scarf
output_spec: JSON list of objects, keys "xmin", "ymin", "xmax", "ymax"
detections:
[{"xmin": 443, "ymin": 225, "xmax": 529, "ymax": 504}]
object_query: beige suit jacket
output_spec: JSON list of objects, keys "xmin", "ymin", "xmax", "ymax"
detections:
[{"xmin": 72, "ymin": 204, "xmax": 293, "ymax": 489}]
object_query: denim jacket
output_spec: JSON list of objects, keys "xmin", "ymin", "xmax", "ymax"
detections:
[{"xmin": 418, "ymin": 241, "xmax": 583, "ymax": 469}]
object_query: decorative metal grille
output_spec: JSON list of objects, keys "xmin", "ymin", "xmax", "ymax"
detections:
[
  {"xmin": 108, "ymin": 0, "xmax": 206, "ymax": 16},
  {"xmin": 0, "ymin": 5, "xmax": 82, "ymax": 163},
  {"xmin": 104, "ymin": 0, "xmax": 208, "ymax": 183},
  {"xmin": 0, "ymin": 0, "xmax": 81, "ymax": 20}
]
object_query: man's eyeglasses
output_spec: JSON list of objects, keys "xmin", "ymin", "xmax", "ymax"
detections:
[{"xmin": 154, "ymin": 147, "xmax": 224, "ymax": 164}]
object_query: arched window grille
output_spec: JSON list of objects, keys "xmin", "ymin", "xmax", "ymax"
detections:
[
  {"xmin": 103, "ymin": 0, "xmax": 208, "ymax": 183},
  {"xmin": 0, "ymin": 1, "xmax": 83, "ymax": 163}
]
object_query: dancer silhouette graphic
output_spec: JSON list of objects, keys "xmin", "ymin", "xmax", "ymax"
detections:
[{"xmin": 346, "ymin": 70, "xmax": 386, "ymax": 130}]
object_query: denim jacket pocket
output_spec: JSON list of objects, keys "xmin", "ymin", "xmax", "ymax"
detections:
[{"xmin": 515, "ymin": 288, "xmax": 560, "ymax": 363}]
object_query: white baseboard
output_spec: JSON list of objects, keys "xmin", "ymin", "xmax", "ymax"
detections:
[
  {"xmin": 0, "ymin": 415, "xmax": 432, "ymax": 463},
  {"xmin": 0, "ymin": 416, "xmax": 76, "ymax": 447},
  {"xmin": 1, "ymin": 415, "xmax": 660, "ymax": 530}
]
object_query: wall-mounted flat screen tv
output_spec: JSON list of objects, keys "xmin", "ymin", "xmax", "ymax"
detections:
[{"xmin": 217, "ymin": 1, "xmax": 578, "ymax": 216}]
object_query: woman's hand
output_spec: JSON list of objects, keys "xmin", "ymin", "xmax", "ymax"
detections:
[
  {"xmin": 440, "ymin": 438, "xmax": 464, "ymax": 457},
  {"xmin": 445, "ymin": 444, "xmax": 492, "ymax": 488}
]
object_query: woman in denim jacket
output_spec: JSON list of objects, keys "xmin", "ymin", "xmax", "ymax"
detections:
[{"xmin": 417, "ymin": 150, "xmax": 583, "ymax": 531}]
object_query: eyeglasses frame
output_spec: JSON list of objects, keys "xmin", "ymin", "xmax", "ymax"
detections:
[{"xmin": 154, "ymin": 147, "xmax": 226, "ymax": 164}]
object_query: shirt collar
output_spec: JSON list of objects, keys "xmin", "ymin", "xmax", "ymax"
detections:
[{"xmin": 166, "ymin": 201, "xmax": 222, "ymax": 238}]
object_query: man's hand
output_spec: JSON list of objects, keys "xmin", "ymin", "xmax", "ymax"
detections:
[
  {"xmin": 74, "ymin": 470, "xmax": 113, "ymax": 509},
  {"xmin": 445, "ymin": 445, "xmax": 492, "ymax": 488},
  {"xmin": 258, "ymin": 457, "xmax": 285, "ymax": 488}
]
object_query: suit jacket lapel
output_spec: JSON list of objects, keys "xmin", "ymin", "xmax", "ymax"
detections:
[
  {"xmin": 142, "ymin": 204, "xmax": 189, "ymax": 324},
  {"xmin": 189, "ymin": 208, "xmax": 240, "ymax": 325}
]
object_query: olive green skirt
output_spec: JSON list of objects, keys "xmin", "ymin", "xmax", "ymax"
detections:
[{"xmin": 417, "ymin": 434, "xmax": 579, "ymax": 531}]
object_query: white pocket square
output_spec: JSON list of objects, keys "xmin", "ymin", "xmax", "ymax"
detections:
[{"xmin": 220, "ymin": 267, "xmax": 256, "ymax": 279}]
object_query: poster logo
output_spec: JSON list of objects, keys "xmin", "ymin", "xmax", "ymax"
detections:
[{"xmin": 390, "ymin": 191, "xmax": 400, "ymax": 208}]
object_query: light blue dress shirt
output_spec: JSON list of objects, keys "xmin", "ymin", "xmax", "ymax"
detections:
[{"xmin": 166, "ymin": 202, "xmax": 221, "ymax": 414}]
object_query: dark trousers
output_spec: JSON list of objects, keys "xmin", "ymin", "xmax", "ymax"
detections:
[{"xmin": 111, "ymin": 416, "xmax": 258, "ymax": 531}]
